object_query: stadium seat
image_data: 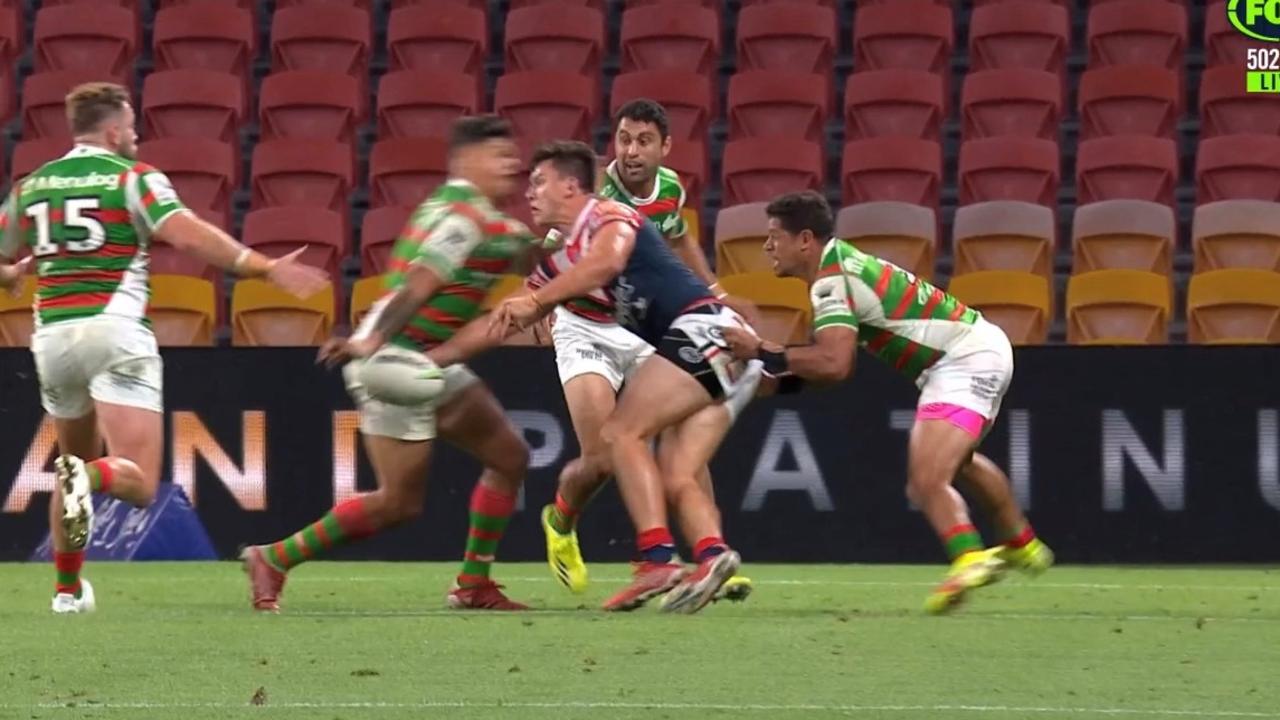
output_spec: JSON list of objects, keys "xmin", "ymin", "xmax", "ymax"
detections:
[
  {"xmin": 968, "ymin": 1, "xmax": 1069, "ymax": 74},
  {"xmin": 148, "ymin": 275, "xmax": 216, "ymax": 346},
  {"xmin": 727, "ymin": 71, "xmax": 828, "ymax": 143},
  {"xmin": 960, "ymin": 69, "xmax": 1061, "ymax": 141},
  {"xmin": 1071, "ymin": 199, "xmax": 1174, "ymax": 276},
  {"xmin": 714, "ymin": 202, "xmax": 770, "ymax": 276},
  {"xmin": 250, "ymin": 139, "xmax": 354, "ymax": 219},
  {"xmin": 376, "ymin": 70, "xmax": 478, "ymax": 140},
  {"xmin": 0, "ymin": 276, "xmax": 35, "ymax": 347},
  {"xmin": 1200, "ymin": 64, "xmax": 1280, "ymax": 138},
  {"xmin": 154, "ymin": 0, "xmax": 256, "ymax": 24},
  {"xmin": 737, "ymin": 3, "xmax": 837, "ymax": 77},
  {"xmin": 853, "ymin": 1, "xmax": 953, "ymax": 80},
  {"xmin": 386, "ymin": 4, "xmax": 487, "ymax": 81},
  {"xmin": 1192, "ymin": 200, "xmax": 1280, "ymax": 273},
  {"xmin": 276, "ymin": 0, "xmax": 371, "ymax": 8},
  {"xmin": 971, "ymin": 0, "xmax": 1067, "ymax": 6},
  {"xmin": 739, "ymin": 0, "xmax": 832, "ymax": 6},
  {"xmin": 841, "ymin": 137, "xmax": 942, "ymax": 209},
  {"xmin": 957, "ymin": 137, "xmax": 1060, "ymax": 207},
  {"xmin": 151, "ymin": 4, "xmax": 254, "ymax": 91},
  {"xmin": 360, "ymin": 205, "xmax": 413, "ymax": 275},
  {"xmin": 33, "ymin": 5, "xmax": 136, "ymax": 77},
  {"xmin": 259, "ymin": 70, "xmax": 363, "ymax": 146},
  {"xmin": 12, "ymin": 138, "xmax": 71, "ymax": 182},
  {"xmin": 610, "ymin": 71, "xmax": 714, "ymax": 141},
  {"xmin": 1078, "ymin": 65, "xmax": 1180, "ymax": 140},
  {"xmin": 231, "ymin": 279, "xmax": 335, "ymax": 346},
  {"xmin": 504, "ymin": 4, "xmax": 604, "ymax": 78},
  {"xmin": 138, "ymin": 138, "xmax": 237, "ymax": 230},
  {"xmin": 242, "ymin": 207, "xmax": 347, "ymax": 286},
  {"xmin": 721, "ymin": 138, "xmax": 824, "ymax": 207},
  {"xmin": 1086, "ymin": 0, "xmax": 1187, "ymax": 73},
  {"xmin": 834, "ymin": 201, "xmax": 937, "ymax": 281},
  {"xmin": 946, "ymin": 271, "xmax": 1051, "ymax": 345},
  {"xmin": 716, "ymin": 272, "xmax": 812, "ymax": 345},
  {"xmin": 270, "ymin": 6, "xmax": 371, "ymax": 81},
  {"xmin": 495, "ymin": 71, "xmax": 597, "ymax": 144},
  {"xmin": 349, "ymin": 274, "xmax": 384, "ymax": 328},
  {"xmin": 141, "ymin": 70, "xmax": 245, "ymax": 144},
  {"xmin": 1196, "ymin": 135, "xmax": 1280, "ymax": 203},
  {"xmin": 951, "ymin": 201, "xmax": 1054, "ymax": 280},
  {"xmin": 619, "ymin": 4, "xmax": 720, "ymax": 76},
  {"xmin": 1066, "ymin": 269, "xmax": 1170, "ymax": 344},
  {"xmin": 1205, "ymin": 1, "xmax": 1261, "ymax": 67},
  {"xmin": 368, "ymin": 138, "xmax": 449, "ymax": 208},
  {"xmin": 1186, "ymin": 269, "xmax": 1280, "ymax": 344},
  {"xmin": 150, "ymin": 239, "xmax": 214, "ymax": 279},
  {"xmin": 403, "ymin": 0, "xmax": 490, "ymax": 8},
  {"xmin": 682, "ymin": 207, "xmax": 701, "ymax": 247},
  {"xmin": 1076, "ymin": 136, "xmax": 1178, "ymax": 207},
  {"xmin": 843, "ymin": 69, "xmax": 944, "ymax": 141},
  {"xmin": 23, "ymin": 70, "xmax": 126, "ymax": 140},
  {"xmin": 664, "ymin": 141, "xmax": 707, "ymax": 210}
]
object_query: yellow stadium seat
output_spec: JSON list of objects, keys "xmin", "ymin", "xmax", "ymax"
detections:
[
  {"xmin": 718, "ymin": 271, "xmax": 812, "ymax": 345},
  {"xmin": 149, "ymin": 275, "xmax": 216, "ymax": 346},
  {"xmin": 952, "ymin": 201, "xmax": 1053, "ymax": 281},
  {"xmin": 835, "ymin": 201, "xmax": 937, "ymax": 281},
  {"xmin": 714, "ymin": 203, "xmax": 770, "ymax": 276},
  {"xmin": 682, "ymin": 207, "xmax": 700, "ymax": 247},
  {"xmin": 947, "ymin": 270, "xmax": 1051, "ymax": 345},
  {"xmin": 0, "ymin": 276, "xmax": 35, "ymax": 347},
  {"xmin": 350, "ymin": 275, "xmax": 386, "ymax": 329},
  {"xmin": 1072, "ymin": 199, "xmax": 1174, "ymax": 276},
  {"xmin": 1187, "ymin": 269, "xmax": 1280, "ymax": 344},
  {"xmin": 1066, "ymin": 269, "xmax": 1170, "ymax": 345},
  {"xmin": 483, "ymin": 274, "xmax": 528, "ymax": 310},
  {"xmin": 1192, "ymin": 200, "xmax": 1280, "ymax": 273},
  {"xmin": 231, "ymin": 279, "xmax": 335, "ymax": 346}
]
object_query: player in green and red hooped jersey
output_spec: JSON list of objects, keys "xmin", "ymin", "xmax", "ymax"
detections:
[
  {"xmin": 541, "ymin": 99, "xmax": 758, "ymax": 604},
  {"xmin": 241, "ymin": 116, "xmax": 536, "ymax": 612},
  {"xmin": 722, "ymin": 192, "xmax": 1053, "ymax": 614},
  {"xmin": 0, "ymin": 83, "xmax": 326, "ymax": 614}
]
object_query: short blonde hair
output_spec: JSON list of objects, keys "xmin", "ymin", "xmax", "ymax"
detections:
[{"xmin": 65, "ymin": 82, "xmax": 131, "ymax": 136}]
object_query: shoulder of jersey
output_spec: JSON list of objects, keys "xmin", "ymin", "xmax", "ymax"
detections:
[{"xmin": 656, "ymin": 166, "xmax": 684, "ymax": 191}]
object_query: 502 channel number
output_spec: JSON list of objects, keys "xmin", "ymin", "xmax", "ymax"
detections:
[{"xmin": 1248, "ymin": 48, "xmax": 1280, "ymax": 71}]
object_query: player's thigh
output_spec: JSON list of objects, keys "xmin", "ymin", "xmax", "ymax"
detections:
[
  {"xmin": 562, "ymin": 373, "xmax": 618, "ymax": 457},
  {"xmin": 608, "ymin": 352, "xmax": 714, "ymax": 442},
  {"xmin": 361, "ymin": 434, "xmax": 434, "ymax": 508},
  {"xmin": 437, "ymin": 379, "xmax": 529, "ymax": 478},
  {"xmin": 908, "ymin": 419, "xmax": 979, "ymax": 489},
  {"xmin": 661, "ymin": 402, "xmax": 732, "ymax": 476},
  {"xmin": 52, "ymin": 412, "xmax": 104, "ymax": 461}
]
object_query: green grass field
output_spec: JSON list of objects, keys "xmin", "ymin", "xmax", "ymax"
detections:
[{"xmin": 2, "ymin": 562, "xmax": 1278, "ymax": 719}]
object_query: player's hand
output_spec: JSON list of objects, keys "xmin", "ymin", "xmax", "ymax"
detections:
[
  {"xmin": 721, "ymin": 294, "xmax": 762, "ymax": 329},
  {"xmin": 0, "ymin": 256, "xmax": 32, "ymax": 296},
  {"xmin": 317, "ymin": 333, "xmax": 381, "ymax": 369},
  {"xmin": 488, "ymin": 294, "xmax": 544, "ymax": 337},
  {"xmin": 266, "ymin": 247, "xmax": 329, "ymax": 299},
  {"xmin": 722, "ymin": 325, "xmax": 762, "ymax": 360}
]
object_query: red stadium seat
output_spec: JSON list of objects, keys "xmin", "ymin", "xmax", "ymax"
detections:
[
  {"xmin": 1193, "ymin": 200, "xmax": 1280, "ymax": 273},
  {"xmin": 386, "ymin": 4, "xmax": 487, "ymax": 79},
  {"xmin": 504, "ymin": 4, "xmax": 604, "ymax": 78},
  {"xmin": 1205, "ymin": 1, "xmax": 1263, "ymax": 68},
  {"xmin": 360, "ymin": 205, "xmax": 413, "ymax": 275},
  {"xmin": 727, "ymin": 71, "xmax": 828, "ymax": 143},
  {"xmin": 0, "ymin": 6, "xmax": 19, "ymax": 119},
  {"xmin": 142, "ymin": 70, "xmax": 244, "ymax": 144},
  {"xmin": 243, "ymin": 206, "xmax": 347, "ymax": 286},
  {"xmin": 270, "ymin": 6, "xmax": 371, "ymax": 80},
  {"xmin": 251, "ymin": 139, "xmax": 354, "ymax": 219},
  {"xmin": 663, "ymin": 140, "xmax": 707, "ymax": 209},
  {"xmin": 138, "ymin": 138, "xmax": 238, "ymax": 230},
  {"xmin": 151, "ymin": 4, "xmax": 254, "ymax": 88},
  {"xmin": 23, "ymin": 70, "xmax": 127, "ymax": 140},
  {"xmin": 1078, "ymin": 65, "xmax": 1180, "ymax": 140},
  {"xmin": 740, "ymin": 0, "xmax": 833, "ymax": 6},
  {"xmin": 958, "ymin": 137, "xmax": 1059, "ymax": 207},
  {"xmin": 1200, "ymin": 64, "xmax": 1280, "ymax": 139},
  {"xmin": 33, "ymin": 5, "xmax": 136, "ymax": 78},
  {"xmin": 853, "ymin": 1, "xmax": 953, "ymax": 79},
  {"xmin": 619, "ymin": 4, "xmax": 720, "ymax": 76},
  {"xmin": 389, "ymin": 0, "xmax": 485, "ymax": 8},
  {"xmin": 376, "ymin": 70, "xmax": 478, "ymax": 140},
  {"xmin": 961, "ymin": 69, "xmax": 1061, "ymax": 141},
  {"xmin": 721, "ymin": 138, "xmax": 823, "ymax": 207},
  {"xmin": 968, "ymin": 1, "xmax": 1068, "ymax": 74},
  {"xmin": 1071, "ymin": 199, "xmax": 1175, "ymax": 276},
  {"xmin": 610, "ymin": 70, "xmax": 714, "ymax": 141},
  {"xmin": 952, "ymin": 200, "xmax": 1055, "ymax": 280},
  {"xmin": 259, "ymin": 70, "xmax": 363, "ymax": 145},
  {"xmin": 1086, "ymin": 0, "xmax": 1187, "ymax": 73},
  {"xmin": 844, "ymin": 69, "xmax": 944, "ymax": 141},
  {"xmin": 736, "ymin": 3, "xmax": 837, "ymax": 76},
  {"xmin": 368, "ymin": 138, "xmax": 449, "ymax": 208},
  {"xmin": 841, "ymin": 137, "xmax": 942, "ymax": 209},
  {"xmin": 1076, "ymin": 135, "xmax": 1178, "ymax": 207},
  {"xmin": 1196, "ymin": 135, "xmax": 1280, "ymax": 204},
  {"xmin": 971, "ymin": 0, "xmax": 1067, "ymax": 5},
  {"xmin": 11, "ymin": 138, "xmax": 71, "ymax": 182},
  {"xmin": 276, "ymin": 0, "xmax": 370, "ymax": 7},
  {"xmin": 494, "ymin": 71, "xmax": 597, "ymax": 144},
  {"xmin": 154, "ymin": 0, "xmax": 256, "ymax": 25}
]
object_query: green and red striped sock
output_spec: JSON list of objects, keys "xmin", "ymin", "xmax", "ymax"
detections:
[
  {"xmin": 85, "ymin": 459, "xmax": 114, "ymax": 494},
  {"xmin": 942, "ymin": 523, "xmax": 984, "ymax": 561},
  {"xmin": 549, "ymin": 491, "xmax": 578, "ymax": 534},
  {"xmin": 264, "ymin": 497, "xmax": 377, "ymax": 571},
  {"xmin": 458, "ymin": 484, "xmax": 516, "ymax": 588},
  {"xmin": 1001, "ymin": 522, "xmax": 1037, "ymax": 549},
  {"xmin": 54, "ymin": 551, "xmax": 83, "ymax": 597}
]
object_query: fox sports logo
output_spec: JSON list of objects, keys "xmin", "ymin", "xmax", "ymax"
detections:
[{"xmin": 1229, "ymin": 0, "xmax": 1280, "ymax": 43}]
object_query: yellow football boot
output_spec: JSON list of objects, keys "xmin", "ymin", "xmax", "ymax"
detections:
[
  {"xmin": 541, "ymin": 504, "xmax": 588, "ymax": 594},
  {"xmin": 923, "ymin": 547, "xmax": 1006, "ymax": 615},
  {"xmin": 998, "ymin": 538, "xmax": 1055, "ymax": 576}
]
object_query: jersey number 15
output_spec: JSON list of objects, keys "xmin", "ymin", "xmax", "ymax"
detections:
[{"xmin": 25, "ymin": 197, "xmax": 107, "ymax": 257}]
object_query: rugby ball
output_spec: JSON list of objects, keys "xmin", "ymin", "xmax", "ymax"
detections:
[{"xmin": 357, "ymin": 350, "xmax": 446, "ymax": 406}]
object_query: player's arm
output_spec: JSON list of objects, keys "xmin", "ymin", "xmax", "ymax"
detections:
[
  {"xmin": 530, "ymin": 221, "xmax": 634, "ymax": 311},
  {"xmin": 723, "ymin": 275, "xmax": 858, "ymax": 383},
  {"xmin": 0, "ymin": 190, "xmax": 29, "ymax": 291},
  {"xmin": 426, "ymin": 312, "xmax": 502, "ymax": 368}
]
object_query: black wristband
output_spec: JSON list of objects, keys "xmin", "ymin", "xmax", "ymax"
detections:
[
  {"xmin": 759, "ymin": 347, "xmax": 789, "ymax": 375},
  {"xmin": 775, "ymin": 375, "xmax": 806, "ymax": 395}
]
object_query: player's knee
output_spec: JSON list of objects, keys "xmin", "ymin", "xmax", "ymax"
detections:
[
  {"xmin": 599, "ymin": 419, "xmax": 640, "ymax": 455},
  {"xmin": 364, "ymin": 489, "xmax": 421, "ymax": 526}
]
